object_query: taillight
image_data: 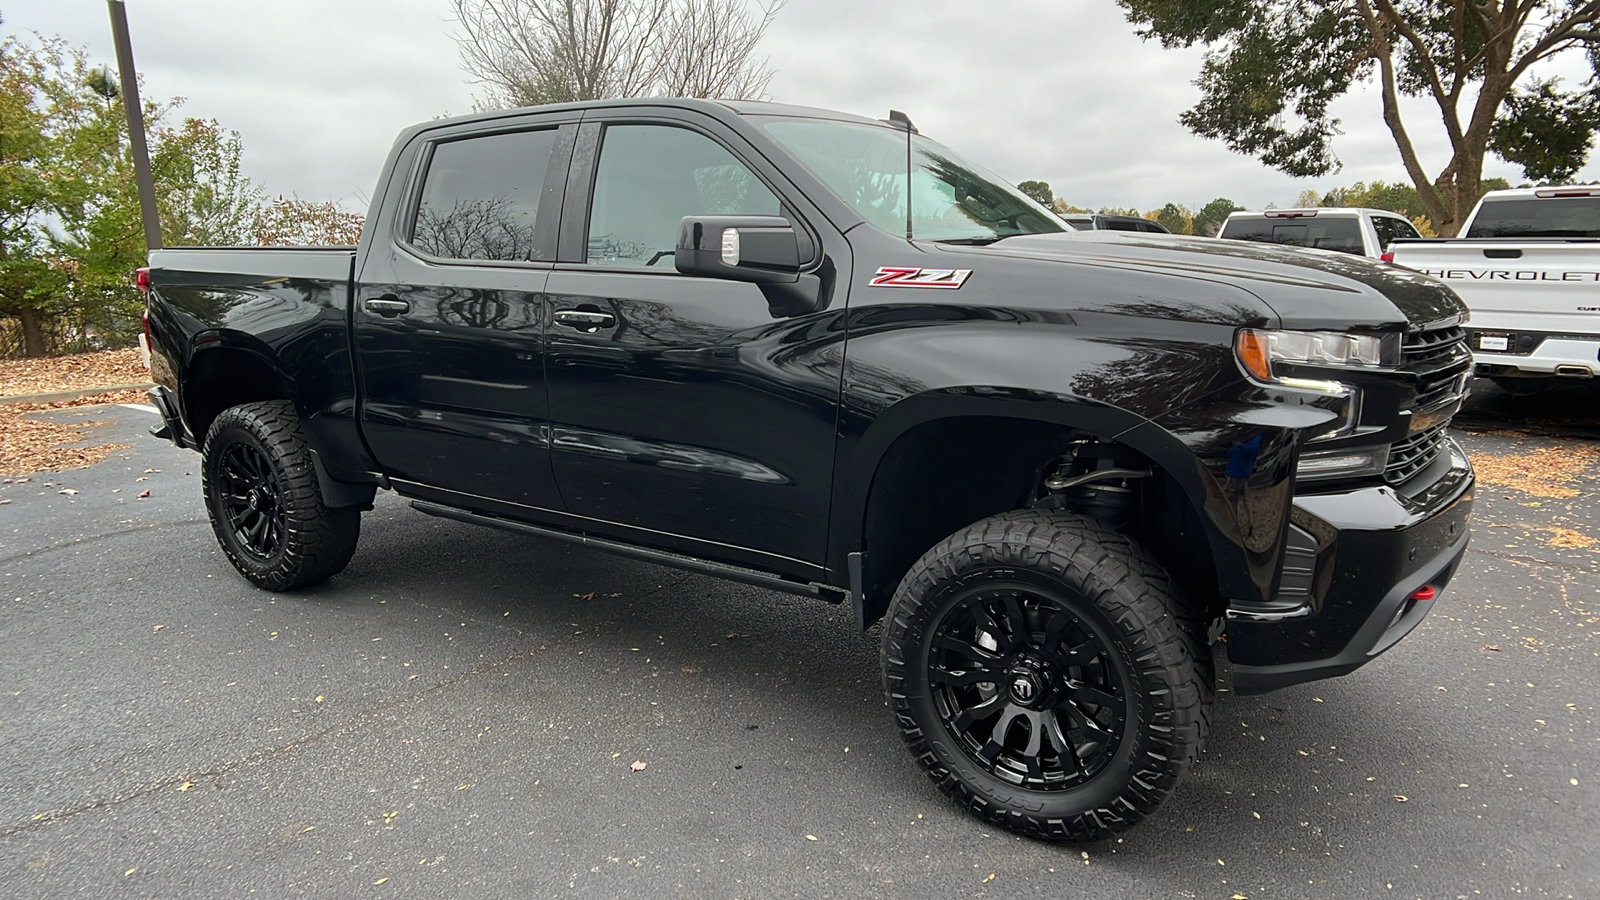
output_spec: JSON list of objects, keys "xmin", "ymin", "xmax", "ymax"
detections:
[
  {"xmin": 137, "ymin": 267, "xmax": 152, "ymax": 370},
  {"xmin": 1380, "ymin": 250, "xmax": 1395, "ymax": 263}
]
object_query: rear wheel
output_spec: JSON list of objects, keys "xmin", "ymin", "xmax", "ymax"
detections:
[
  {"xmin": 201, "ymin": 400, "xmax": 360, "ymax": 590},
  {"xmin": 882, "ymin": 510, "xmax": 1211, "ymax": 841}
]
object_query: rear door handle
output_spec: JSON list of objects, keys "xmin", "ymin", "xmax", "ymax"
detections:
[
  {"xmin": 364, "ymin": 296, "xmax": 410, "ymax": 317},
  {"xmin": 552, "ymin": 309, "xmax": 616, "ymax": 332}
]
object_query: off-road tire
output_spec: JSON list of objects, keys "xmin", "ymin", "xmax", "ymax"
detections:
[
  {"xmin": 881, "ymin": 509, "xmax": 1212, "ymax": 842},
  {"xmin": 201, "ymin": 400, "xmax": 360, "ymax": 590}
]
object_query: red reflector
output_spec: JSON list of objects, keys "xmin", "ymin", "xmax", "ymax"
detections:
[{"xmin": 1409, "ymin": 585, "xmax": 1436, "ymax": 601}]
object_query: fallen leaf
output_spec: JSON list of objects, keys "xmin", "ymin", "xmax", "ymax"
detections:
[
  {"xmin": 629, "ymin": 760, "xmax": 647, "ymax": 772},
  {"xmin": 805, "ymin": 834, "xmax": 818, "ymax": 841},
  {"xmin": 1483, "ymin": 644, "xmax": 1501, "ymax": 652},
  {"xmin": 981, "ymin": 873, "xmax": 995, "ymax": 884},
  {"xmin": 373, "ymin": 877, "xmax": 388, "ymax": 885},
  {"xmin": 137, "ymin": 489, "xmax": 150, "ymax": 499},
  {"xmin": 151, "ymin": 624, "xmax": 165, "ymax": 633},
  {"xmin": 1394, "ymin": 794, "xmax": 1409, "ymax": 802},
  {"xmin": 57, "ymin": 488, "xmax": 77, "ymax": 495},
  {"xmin": 177, "ymin": 781, "xmax": 194, "ymax": 792}
]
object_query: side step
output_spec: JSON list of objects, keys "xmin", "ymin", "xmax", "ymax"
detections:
[{"xmin": 409, "ymin": 500, "xmax": 849, "ymax": 605}]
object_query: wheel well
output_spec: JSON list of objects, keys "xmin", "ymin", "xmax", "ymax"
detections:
[
  {"xmin": 184, "ymin": 348, "xmax": 293, "ymax": 442},
  {"xmin": 858, "ymin": 416, "xmax": 1222, "ymax": 628}
]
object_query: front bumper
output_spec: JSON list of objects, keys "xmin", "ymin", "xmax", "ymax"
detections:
[{"xmin": 1228, "ymin": 437, "xmax": 1473, "ymax": 694}]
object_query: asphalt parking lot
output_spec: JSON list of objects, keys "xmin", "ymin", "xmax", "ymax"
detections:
[{"xmin": 1, "ymin": 383, "xmax": 1596, "ymax": 899}]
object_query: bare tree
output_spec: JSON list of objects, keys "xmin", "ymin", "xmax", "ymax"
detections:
[
  {"xmin": 657, "ymin": 0, "xmax": 781, "ymax": 99},
  {"xmin": 452, "ymin": 0, "xmax": 782, "ymax": 108}
]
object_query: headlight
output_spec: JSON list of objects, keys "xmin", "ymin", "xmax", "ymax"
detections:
[
  {"xmin": 1235, "ymin": 329, "xmax": 1398, "ymax": 385},
  {"xmin": 1235, "ymin": 328, "xmax": 1397, "ymax": 445}
]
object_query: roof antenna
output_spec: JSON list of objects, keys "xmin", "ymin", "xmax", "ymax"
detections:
[{"xmin": 888, "ymin": 111, "xmax": 917, "ymax": 242}]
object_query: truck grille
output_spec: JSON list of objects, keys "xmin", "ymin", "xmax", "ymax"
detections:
[
  {"xmin": 1402, "ymin": 326, "xmax": 1466, "ymax": 366},
  {"xmin": 1383, "ymin": 325, "xmax": 1470, "ymax": 486},
  {"xmin": 1385, "ymin": 423, "xmax": 1448, "ymax": 485},
  {"xmin": 1404, "ymin": 326, "xmax": 1472, "ymax": 411}
]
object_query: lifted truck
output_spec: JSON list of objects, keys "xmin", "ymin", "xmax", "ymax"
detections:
[{"xmin": 143, "ymin": 99, "xmax": 1474, "ymax": 841}]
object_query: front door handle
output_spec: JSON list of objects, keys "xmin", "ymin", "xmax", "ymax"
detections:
[
  {"xmin": 553, "ymin": 309, "xmax": 617, "ymax": 332},
  {"xmin": 364, "ymin": 296, "xmax": 411, "ymax": 318}
]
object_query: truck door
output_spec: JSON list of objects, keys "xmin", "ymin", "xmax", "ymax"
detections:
[
  {"xmin": 543, "ymin": 114, "xmax": 845, "ymax": 572},
  {"xmin": 354, "ymin": 119, "xmax": 574, "ymax": 509}
]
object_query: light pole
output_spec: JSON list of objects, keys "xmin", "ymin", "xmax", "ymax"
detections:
[{"xmin": 106, "ymin": 0, "xmax": 161, "ymax": 252}]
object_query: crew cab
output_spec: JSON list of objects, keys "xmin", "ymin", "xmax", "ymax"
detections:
[
  {"xmin": 142, "ymin": 99, "xmax": 1474, "ymax": 842},
  {"xmin": 1220, "ymin": 208, "xmax": 1423, "ymax": 258},
  {"xmin": 1388, "ymin": 187, "xmax": 1600, "ymax": 395}
]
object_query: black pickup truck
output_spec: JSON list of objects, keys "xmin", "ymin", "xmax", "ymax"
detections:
[{"xmin": 142, "ymin": 99, "xmax": 1474, "ymax": 841}]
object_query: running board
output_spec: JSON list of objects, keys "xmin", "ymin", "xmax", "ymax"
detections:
[{"xmin": 409, "ymin": 500, "xmax": 849, "ymax": 605}]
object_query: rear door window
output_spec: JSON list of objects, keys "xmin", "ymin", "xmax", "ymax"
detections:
[
  {"xmin": 410, "ymin": 129, "xmax": 560, "ymax": 262},
  {"xmin": 1371, "ymin": 216, "xmax": 1420, "ymax": 250}
]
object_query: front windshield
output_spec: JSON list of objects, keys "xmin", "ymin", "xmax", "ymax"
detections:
[{"xmin": 757, "ymin": 117, "xmax": 1065, "ymax": 242}]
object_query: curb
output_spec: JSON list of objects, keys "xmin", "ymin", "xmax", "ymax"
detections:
[{"xmin": 0, "ymin": 383, "xmax": 156, "ymax": 407}]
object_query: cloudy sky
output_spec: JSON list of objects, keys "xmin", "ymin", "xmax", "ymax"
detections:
[{"xmin": 13, "ymin": 0, "xmax": 1599, "ymax": 214}]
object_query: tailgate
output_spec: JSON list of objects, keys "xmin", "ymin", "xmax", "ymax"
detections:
[{"xmin": 1391, "ymin": 241, "xmax": 1600, "ymax": 334}]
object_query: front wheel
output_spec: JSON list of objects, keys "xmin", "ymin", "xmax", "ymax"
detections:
[
  {"xmin": 881, "ymin": 510, "xmax": 1212, "ymax": 841},
  {"xmin": 201, "ymin": 400, "xmax": 360, "ymax": 590}
]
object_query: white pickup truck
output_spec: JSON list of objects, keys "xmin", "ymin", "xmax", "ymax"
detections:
[{"xmin": 1389, "ymin": 187, "xmax": 1600, "ymax": 395}]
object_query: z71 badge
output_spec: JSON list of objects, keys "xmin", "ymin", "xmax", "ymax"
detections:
[{"xmin": 869, "ymin": 267, "xmax": 973, "ymax": 289}]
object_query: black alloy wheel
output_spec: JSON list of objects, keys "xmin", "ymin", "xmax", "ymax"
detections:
[
  {"xmin": 216, "ymin": 441, "xmax": 286, "ymax": 561},
  {"xmin": 882, "ymin": 510, "xmax": 1212, "ymax": 842},
  {"xmin": 927, "ymin": 586, "xmax": 1128, "ymax": 791},
  {"xmin": 201, "ymin": 400, "xmax": 361, "ymax": 591}
]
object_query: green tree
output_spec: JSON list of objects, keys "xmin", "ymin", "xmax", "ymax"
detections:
[
  {"xmin": 1489, "ymin": 78, "xmax": 1600, "ymax": 183},
  {"xmin": 1016, "ymin": 179, "xmax": 1054, "ymax": 206},
  {"xmin": 1115, "ymin": 1, "xmax": 1600, "ymax": 236},
  {"xmin": 0, "ymin": 28, "xmax": 260, "ymax": 356},
  {"xmin": 1151, "ymin": 201, "xmax": 1193, "ymax": 234},
  {"xmin": 1191, "ymin": 197, "xmax": 1243, "ymax": 236}
]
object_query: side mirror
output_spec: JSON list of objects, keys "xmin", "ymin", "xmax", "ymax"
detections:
[{"xmin": 675, "ymin": 216, "xmax": 801, "ymax": 285}]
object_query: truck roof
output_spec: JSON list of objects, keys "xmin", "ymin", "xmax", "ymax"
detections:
[
  {"xmin": 1475, "ymin": 186, "xmax": 1600, "ymax": 202},
  {"xmin": 1226, "ymin": 207, "xmax": 1411, "ymax": 219},
  {"xmin": 407, "ymin": 98, "xmax": 888, "ymax": 135}
]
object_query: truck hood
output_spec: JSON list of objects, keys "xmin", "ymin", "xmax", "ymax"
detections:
[{"xmin": 951, "ymin": 231, "xmax": 1467, "ymax": 332}]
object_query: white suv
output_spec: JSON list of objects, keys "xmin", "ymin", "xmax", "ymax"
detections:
[{"xmin": 1219, "ymin": 208, "xmax": 1422, "ymax": 258}]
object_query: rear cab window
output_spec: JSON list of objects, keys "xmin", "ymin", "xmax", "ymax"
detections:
[
  {"xmin": 1220, "ymin": 215, "xmax": 1365, "ymax": 255},
  {"xmin": 1466, "ymin": 197, "xmax": 1600, "ymax": 238}
]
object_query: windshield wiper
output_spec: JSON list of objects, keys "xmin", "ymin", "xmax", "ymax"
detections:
[{"xmin": 933, "ymin": 235, "xmax": 1010, "ymax": 245}]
